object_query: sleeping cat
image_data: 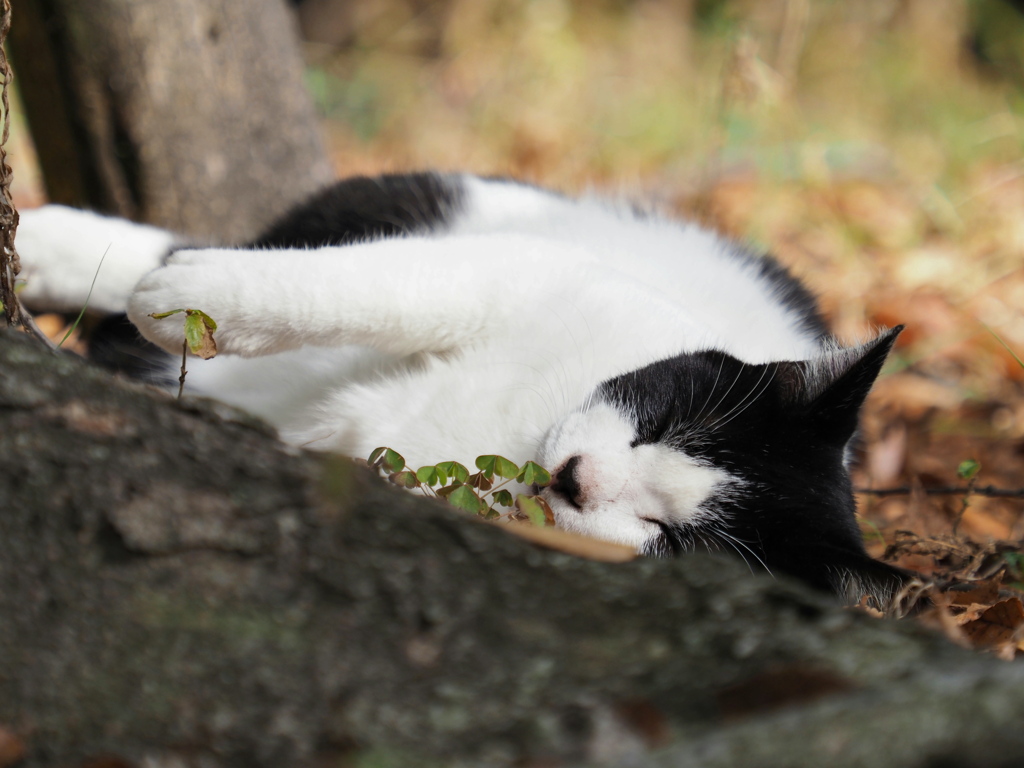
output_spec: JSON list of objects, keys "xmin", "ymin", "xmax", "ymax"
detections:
[{"xmin": 16, "ymin": 172, "xmax": 908, "ymax": 601}]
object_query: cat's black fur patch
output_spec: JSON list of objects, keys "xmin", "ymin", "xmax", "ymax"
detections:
[
  {"xmin": 249, "ymin": 171, "xmax": 463, "ymax": 249},
  {"xmin": 599, "ymin": 328, "xmax": 908, "ymax": 597},
  {"xmin": 89, "ymin": 313, "xmax": 177, "ymax": 386},
  {"xmin": 727, "ymin": 242, "xmax": 830, "ymax": 342}
]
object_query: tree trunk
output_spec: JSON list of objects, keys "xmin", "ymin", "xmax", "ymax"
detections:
[
  {"xmin": 3, "ymin": 327, "xmax": 1024, "ymax": 768},
  {"xmin": 8, "ymin": 0, "xmax": 332, "ymax": 242}
]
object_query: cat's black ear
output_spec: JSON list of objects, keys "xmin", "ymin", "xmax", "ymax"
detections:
[{"xmin": 781, "ymin": 326, "xmax": 903, "ymax": 446}]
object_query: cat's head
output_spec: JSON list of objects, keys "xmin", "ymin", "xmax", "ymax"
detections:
[{"xmin": 538, "ymin": 327, "xmax": 908, "ymax": 602}]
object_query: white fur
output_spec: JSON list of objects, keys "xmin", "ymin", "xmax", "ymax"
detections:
[
  {"xmin": 16, "ymin": 175, "xmax": 821, "ymax": 552},
  {"xmin": 539, "ymin": 402, "xmax": 733, "ymax": 547},
  {"xmin": 17, "ymin": 205, "xmax": 174, "ymax": 313}
]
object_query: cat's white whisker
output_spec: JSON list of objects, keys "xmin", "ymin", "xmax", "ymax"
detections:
[{"xmin": 707, "ymin": 362, "xmax": 778, "ymax": 433}]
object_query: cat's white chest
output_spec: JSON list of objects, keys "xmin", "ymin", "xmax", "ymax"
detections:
[{"xmin": 288, "ymin": 344, "xmax": 592, "ymax": 470}]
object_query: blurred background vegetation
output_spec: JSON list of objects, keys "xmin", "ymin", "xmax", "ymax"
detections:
[{"xmin": 9, "ymin": 0, "xmax": 1024, "ymax": 548}]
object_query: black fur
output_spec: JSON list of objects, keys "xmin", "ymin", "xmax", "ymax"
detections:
[
  {"xmin": 249, "ymin": 171, "xmax": 463, "ymax": 249},
  {"xmin": 598, "ymin": 328, "xmax": 908, "ymax": 597},
  {"xmin": 753, "ymin": 254, "xmax": 830, "ymax": 341},
  {"xmin": 88, "ymin": 313, "xmax": 177, "ymax": 385}
]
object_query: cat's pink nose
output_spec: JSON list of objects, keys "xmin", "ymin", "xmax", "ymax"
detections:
[{"xmin": 551, "ymin": 455, "xmax": 584, "ymax": 509}]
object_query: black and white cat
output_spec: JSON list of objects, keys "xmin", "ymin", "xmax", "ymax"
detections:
[{"xmin": 16, "ymin": 172, "xmax": 907, "ymax": 600}]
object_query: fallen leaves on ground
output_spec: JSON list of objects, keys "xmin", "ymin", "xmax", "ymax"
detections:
[{"xmin": 697, "ymin": 174, "xmax": 1024, "ymax": 657}]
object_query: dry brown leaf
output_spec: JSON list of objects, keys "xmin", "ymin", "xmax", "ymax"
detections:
[
  {"xmin": 959, "ymin": 598, "xmax": 1024, "ymax": 648},
  {"xmin": 952, "ymin": 603, "xmax": 991, "ymax": 625},
  {"xmin": 917, "ymin": 592, "xmax": 973, "ymax": 649},
  {"xmin": 496, "ymin": 520, "xmax": 637, "ymax": 563},
  {"xmin": 866, "ymin": 423, "xmax": 907, "ymax": 486},
  {"xmin": 867, "ymin": 373, "xmax": 963, "ymax": 421},
  {"xmin": 882, "ymin": 532, "xmax": 1024, "ymax": 583},
  {"xmin": 946, "ymin": 580, "xmax": 1002, "ymax": 607},
  {"xmin": 994, "ymin": 641, "xmax": 1017, "ymax": 661}
]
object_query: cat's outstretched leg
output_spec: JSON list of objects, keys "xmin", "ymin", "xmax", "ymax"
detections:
[
  {"xmin": 16, "ymin": 205, "xmax": 176, "ymax": 314},
  {"xmin": 126, "ymin": 233, "xmax": 679, "ymax": 359}
]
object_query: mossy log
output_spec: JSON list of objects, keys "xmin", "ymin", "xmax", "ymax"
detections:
[{"xmin": 0, "ymin": 329, "xmax": 1021, "ymax": 768}]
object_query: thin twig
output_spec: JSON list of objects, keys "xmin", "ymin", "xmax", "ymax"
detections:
[
  {"xmin": 856, "ymin": 485, "xmax": 1024, "ymax": 499},
  {"xmin": 177, "ymin": 340, "xmax": 187, "ymax": 399},
  {"xmin": 19, "ymin": 310, "xmax": 57, "ymax": 350}
]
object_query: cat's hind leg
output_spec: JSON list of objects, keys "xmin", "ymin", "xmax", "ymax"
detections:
[{"xmin": 16, "ymin": 205, "xmax": 176, "ymax": 314}]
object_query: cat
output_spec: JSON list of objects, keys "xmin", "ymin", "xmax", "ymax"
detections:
[{"xmin": 16, "ymin": 171, "xmax": 908, "ymax": 602}]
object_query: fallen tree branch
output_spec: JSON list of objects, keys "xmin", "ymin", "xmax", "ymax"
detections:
[
  {"xmin": 5, "ymin": 329, "xmax": 1024, "ymax": 767},
  {"xmin": 856, "ymin": 485, "xmax": 1024, "ymax": 499}
]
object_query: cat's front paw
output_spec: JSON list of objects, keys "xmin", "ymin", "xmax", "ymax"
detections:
[
  {"xmin": 17, "ymin": 205, "xmax": 175, "ymax": 313},
  {"xmin": 127, "ymin": 249, "xmax": 281, "ymax": 358}
]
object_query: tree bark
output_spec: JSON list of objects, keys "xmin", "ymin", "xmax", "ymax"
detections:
[
  {"xmin": 8, "ymin": 0, "xmax": 332, "ymax": 242},
  {"xmin": 2, "ymin": 327, "xmax": 1024, "ymax": 768}
]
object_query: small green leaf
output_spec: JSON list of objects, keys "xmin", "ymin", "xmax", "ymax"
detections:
[
  {"xmin": 389, "ymin": 471, "xmax": 419, "ymax": 489},
  {"xmin": 383, "ymin": 448, "xmax": 405, "ymax": 474},
  {"xmin": 495, "ymin": 456, "xmax": 520, "ymax": 479},
  {"xmin": 436, "ymin": 481, "xmax": 461, "ymax": 499},
  {"xmin": 475, "ymin": 455, "xmax": 520, "ymax": 480},
  {"xmin": 191, "ymin": 309, "xmax": 218, "ymax": 331},
  {"xmin": 957, "ymin": 459, "xmax": 981, "ymax": 481},
  {"xmin": 515, "ymin": 494, "xmax": 549, "ymax": 527},
  {"xmin": 448, "ymin": 484, "xmax": 485, "ymax": 515},
  {"xmin": 151, "ymin": 308, "xmax": 218, "ymax": 359},
  {"xmin": 436, "ymin": 461, "xmax": 469, "ymax": 483},
  {"xmin": 369, "ymin": 447, "xmax": 405, "ymax": 474},
  {"xmin": 416, "ymin": 466, "xmax": 441, "ymax": 486},
  {"xmin": 475, "ymin": 455, "xmax": 495, "ymax": 480},
  {"xmin": 517, "ymin": 461, "xmax": 552, "ymax": 487},
  {"xmin": 492, "ymin": 489, "xmax": 514, "ymax": 507},
  {"xmin": 183, "ymin": 311, "xmax": 217, "ymax": 359}
]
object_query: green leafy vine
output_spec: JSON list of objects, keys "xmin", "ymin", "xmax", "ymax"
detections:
[{"xmin": 366, "ymin": 447, "xmax": 555, "ymax": 527}]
